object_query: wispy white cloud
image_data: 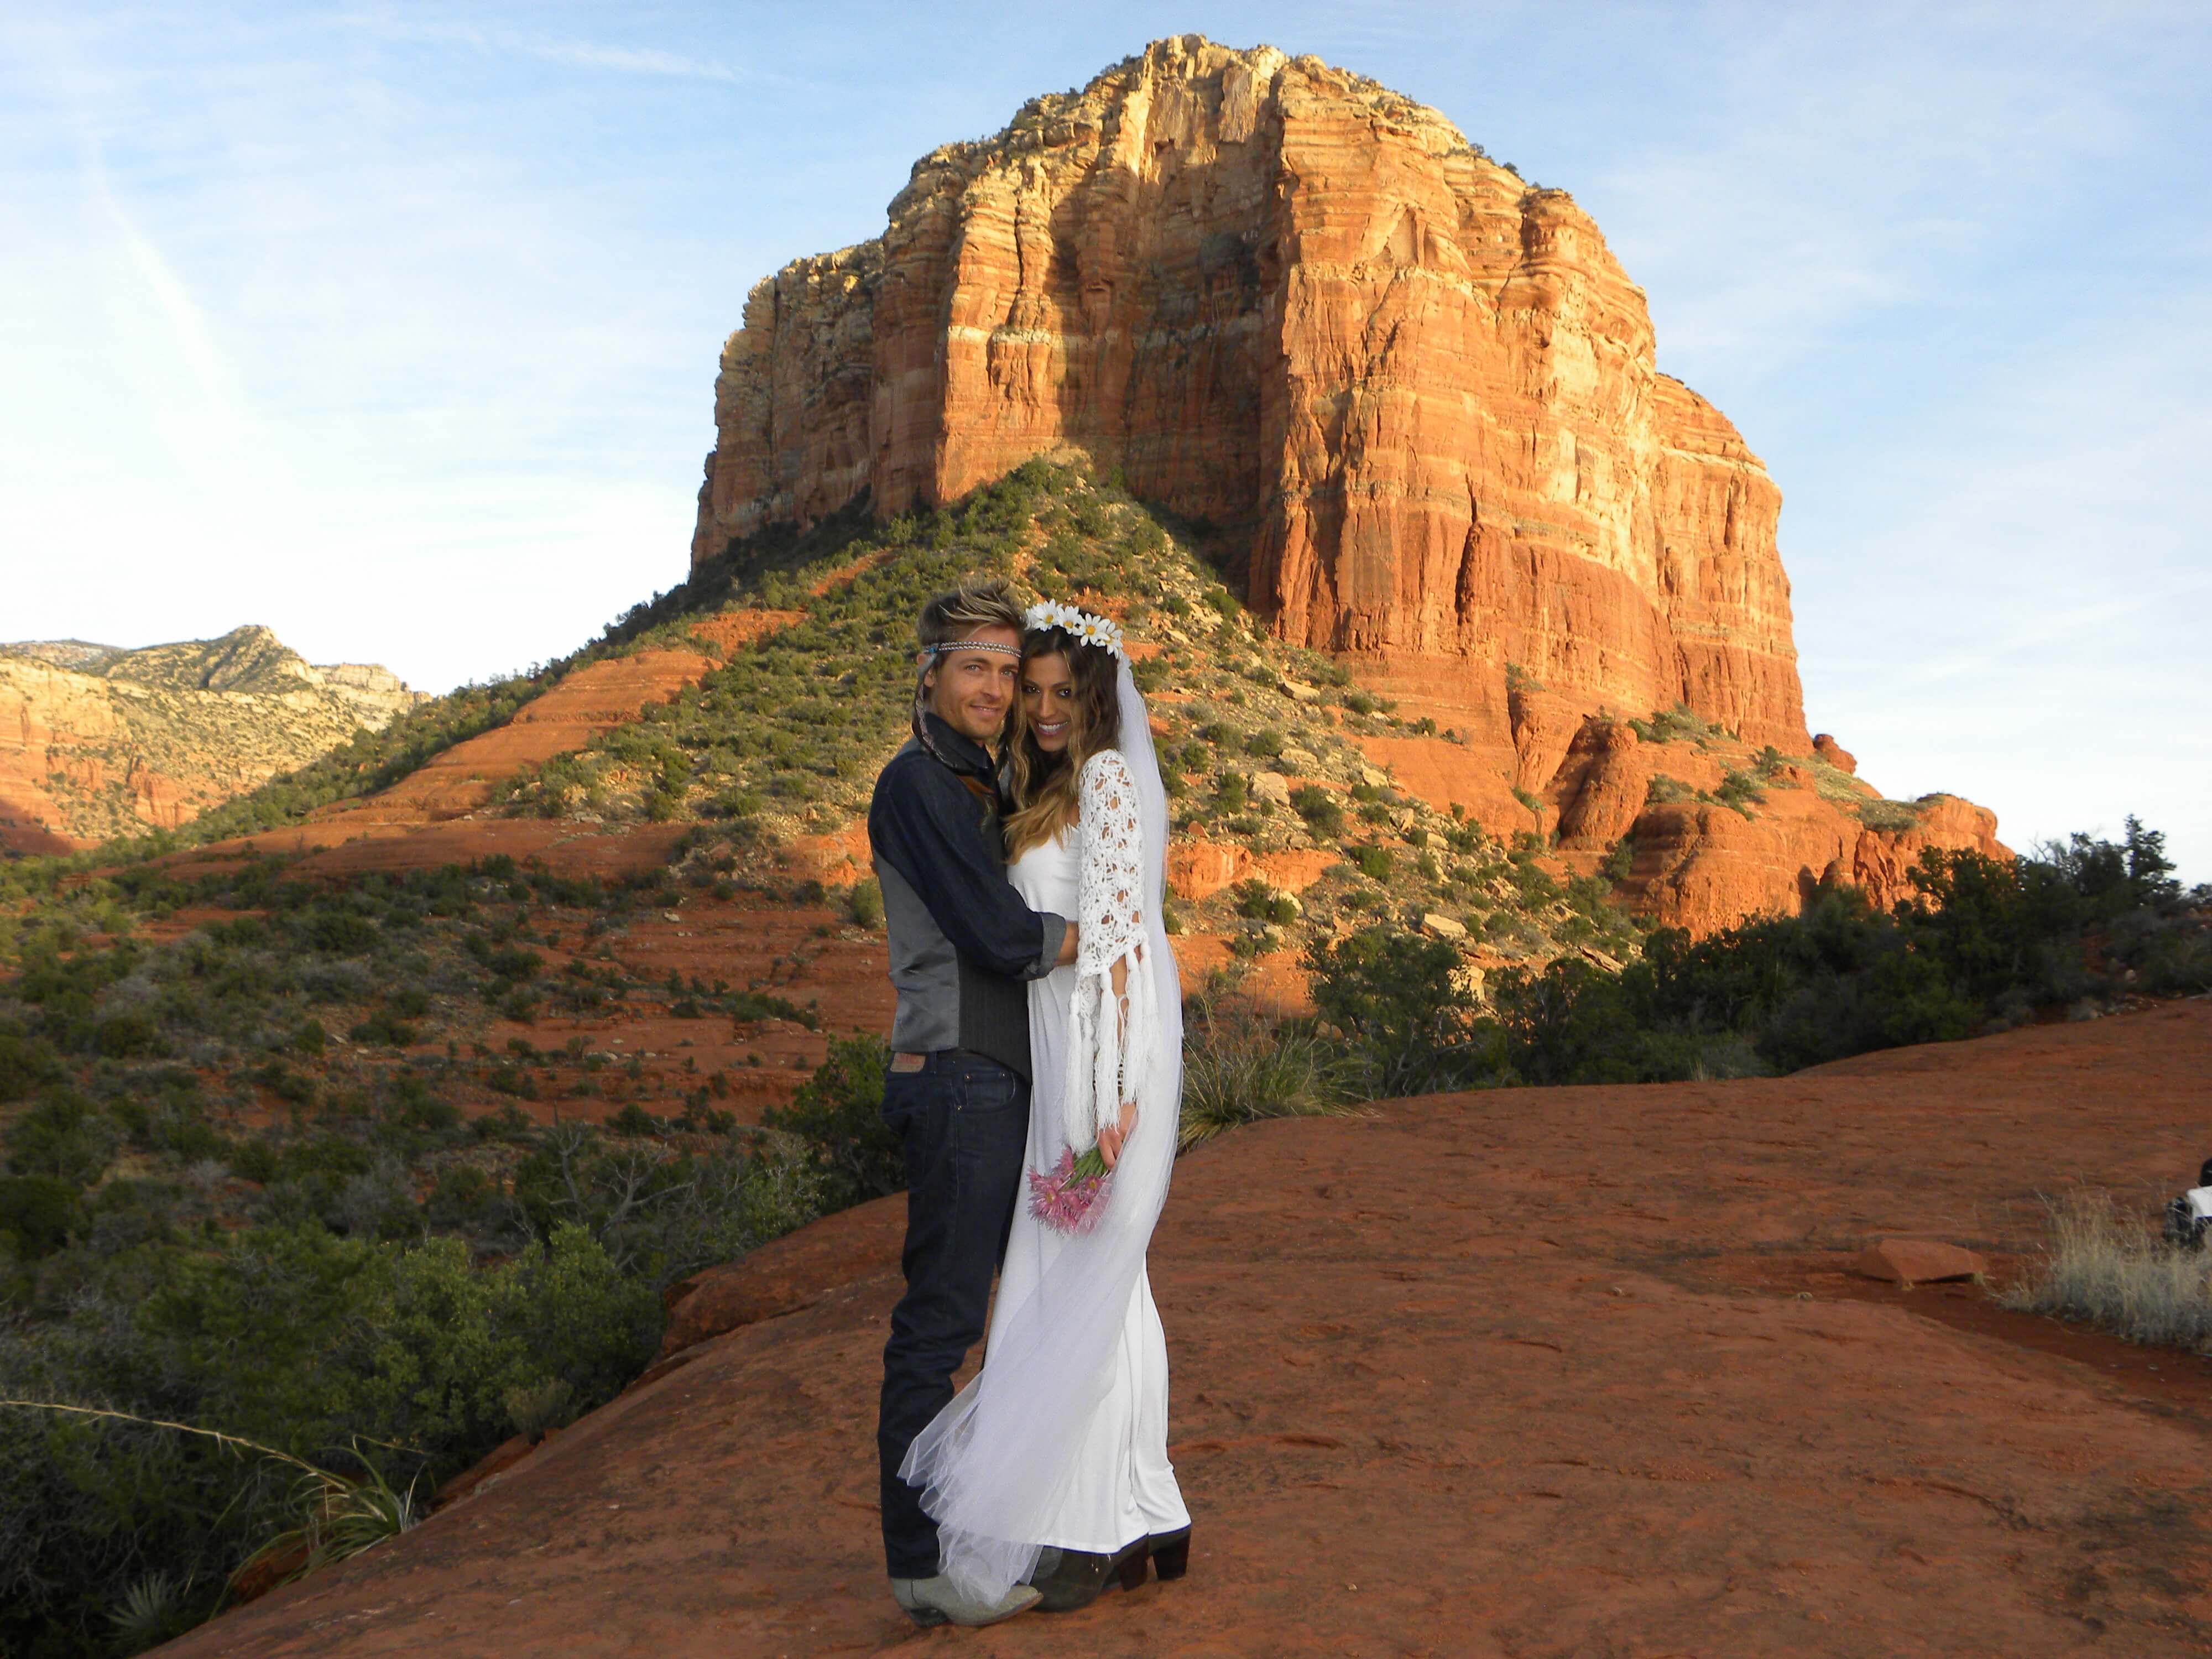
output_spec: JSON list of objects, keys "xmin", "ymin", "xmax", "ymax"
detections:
[
  {"xmin": 80, "ymin": 149, "xmax": 295, "ymax": 500},
  {"xmin": 331, "ymin": 9, "xmax": 789, "ymax": 87}
]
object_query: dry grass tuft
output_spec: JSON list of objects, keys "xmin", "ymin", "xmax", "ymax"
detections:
[
  {"xmin": 1178, "ymin": 1005, "xmax": 1366, "ymax": 1151},
  {"xmin": 1997, "ymin": 1190, "xmax": 2212, "ymax": 1349}
]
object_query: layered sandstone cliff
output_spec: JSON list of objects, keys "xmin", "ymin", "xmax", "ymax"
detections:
[
  {"xmin": 695, "ymin": 35, "xmax": 1803, "ymax": 750},
  {"xmin": 0, "ymin": 625, "xmax": 425, "ymax": 853},
  {"xmin": 691, "ymin": 35, "xmax": 2001, "ymax": 930}
]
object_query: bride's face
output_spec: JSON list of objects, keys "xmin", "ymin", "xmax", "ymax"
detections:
[{"xmin": 1021, "ymin": 651, "xmax": 1077, "ymax": 754}]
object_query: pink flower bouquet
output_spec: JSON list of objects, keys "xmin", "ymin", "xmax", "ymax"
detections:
[{"xmin": 1027, "ymin": 1145, "xmax": 1114, "ymax": 1235}]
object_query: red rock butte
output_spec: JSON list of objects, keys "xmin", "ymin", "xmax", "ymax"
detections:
[
  {"xmin": 694, "ymin": 35, "xmax": 1805, "ymax": 754},
  {"xmin": 690, "ymin": 36, "xmax": 2005, "ymax": 928}
]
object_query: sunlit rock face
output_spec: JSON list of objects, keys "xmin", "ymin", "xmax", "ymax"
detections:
[
  {"xmin": 0, "ymin": 626, "xmax": 424, "ymax": 851},
  {"xmin": 693, "ymin": 34, "xmax": 1807, "ymax": 754},
  {"xmin": 691, "ymin": 36, "xmax": 2009, "ymax": 932}
]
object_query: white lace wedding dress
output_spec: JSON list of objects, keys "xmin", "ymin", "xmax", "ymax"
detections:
[{"xmin": 899, "ymin": 742, "xmax": 1190, "ymax": 1599}]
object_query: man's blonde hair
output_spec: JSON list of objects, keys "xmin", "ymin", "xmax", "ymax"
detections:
[
  {"xmin": 910, "ymin": 577, "xmax": 1026, "ymax": 768},
  {"xmin": 917, "ymin": 577, "xmax": 1026, "ymax": 651}
]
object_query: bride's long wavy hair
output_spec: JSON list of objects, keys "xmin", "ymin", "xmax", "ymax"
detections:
[{"xmin": 1003, "ymin": 626, "xmax": 1122, "ymax": 861}]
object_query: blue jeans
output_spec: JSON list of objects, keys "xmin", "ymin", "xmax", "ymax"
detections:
[{"xmin": 875, "ymin": 1050, "xmax": 1031, "ymax": 1578}]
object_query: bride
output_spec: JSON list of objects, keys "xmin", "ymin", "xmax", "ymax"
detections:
[{"xmin": 898, "ymin": 599, "xmax": 1192, "ymax": 1612}]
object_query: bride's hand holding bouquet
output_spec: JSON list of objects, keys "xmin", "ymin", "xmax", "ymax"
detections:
[{"xmin": 1027, "ymin": 1098, "xmax": 1136, "ymax": 1234}]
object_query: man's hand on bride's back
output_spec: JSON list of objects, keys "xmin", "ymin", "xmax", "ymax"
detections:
[{"xmin": 1097, "ymin": 1099, "xmax": 1138, "ymax": 1169}]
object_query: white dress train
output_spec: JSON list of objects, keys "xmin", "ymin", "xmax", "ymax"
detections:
[{"xmin": 899, "ymin": 745, "xmax": 1189, "ymax": 1599}]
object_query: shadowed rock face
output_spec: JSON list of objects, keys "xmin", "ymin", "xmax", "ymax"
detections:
[{"xmin": 693, "ymin": 34, "xmax": 1807, "ymax": 751}]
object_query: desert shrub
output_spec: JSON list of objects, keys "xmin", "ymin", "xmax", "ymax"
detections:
[
  {"xmin": 1601, "ymin": 836, "xmax": 1636, "ymax": 882},
  {"xmin": 1643, "ymin": 879, "xmax": 1980, "ymax": 1071},
  {"xmin": 1230, "ymin": 879, "xmax": 1299, "ymax": 926},
  {"xmin": 1854, "ymin": 797, "xmax": 1922, "ymax": 832},
  {"xmin": 1998, "ymin": 1191, "xmax": 2212, "ymax": 1350},
  {"xmin": 347, "ymin": 1010, "xmax": 418, "ymax": 1048},
  {"xmin": 503, "ymin": 1375, "xmax": 574, "ymax": 1440},
  {"xmin": 763, "ymin": 1034, "xmax": 900, "ymax": 1212},
  {"xmin": 1305, "ymin": 927, "xmax": 1509, "ymax": 1098},
  {"xmin": 728, "ymin": 989, "xmax": 816, "ymax": 1028},
  {"xmin": 1290, "ymin": 784, "xmax": 1345, "ymax": 837},
  {"xmin": 848, "ymin": 878, "xmax": 885, "ymax": 931},
  {"xmin": 507, "ymin": 1122, "xmax": 794, "ymax": 1286},
  {"xmin": 227, "ymin": 1139, "xmax": 280, "ymax": 1186},
  {"xmin": 1628, "ymin": 703, "xmax": 1714, "ymax": 747},
  {"xmin": 0, "ymin": 1176, "xmax": 84, "ymax": 1259},
  {"xmin": 0, "ymin": 1220, "xmax": 659, "ymax": 1654},
  {"xmin": 1484, "ymin": 825, "xmax": 2203, "ymax": 1086},
  {"xmin": 1349, "ymin": 844, "xmax": 1394, "ymax": 883},
  {"xmin": 1713, "ymin": 767, "xmax": 1766, "ymax": 817},
  {"xmin": 0, "ymin": 1027, "xmax": 64, "ymax": 1102},
  {"xmin": 1244, "ymin": 728, "xmax": 1285, "ymax": 760},
  {"xmin": 4, "ymin": 1091, "xmax": 121, "ymax": 1186}
]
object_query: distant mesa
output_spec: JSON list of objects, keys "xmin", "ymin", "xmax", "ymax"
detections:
[
  {"xmin": 0, "ymin": 624, "xmax": 426, "ymax": 854},
  {"xmin": 690, "ymin": 34, "xmax": 2002, "ymax": 930}
]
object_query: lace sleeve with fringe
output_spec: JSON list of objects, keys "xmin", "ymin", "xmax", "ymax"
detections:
[{"xmin": 1065, "ymin": 747, "xmax": 1155, "ymax": 1148}]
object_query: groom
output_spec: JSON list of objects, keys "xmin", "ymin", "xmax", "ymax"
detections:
[{"xmin": 867, "ymin": 576, "xmax": 1075, "ymax": 1628}]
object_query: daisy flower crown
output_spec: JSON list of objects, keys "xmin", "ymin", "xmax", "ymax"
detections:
[{"xmin": 1024, "ymin": 599, "xmax": 1128, "ymax": 664}]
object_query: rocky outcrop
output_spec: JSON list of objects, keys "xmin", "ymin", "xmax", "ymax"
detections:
[
  {"xmin": 0, "ymin": 625, "xmax": 426, "ymax": 851},
  {"xmin": 695, "ymin": 35, "xmax": 1807, "ymax": 753},
  {"xmin": 688, "ymin": 35, "xmax": 2002, "ymax": 935},
  {"xmin": 1603, "ymin": 779, "xmax": 2004, "ymax": 937}
]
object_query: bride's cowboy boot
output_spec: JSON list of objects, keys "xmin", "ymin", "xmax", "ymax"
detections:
[
  {"xmin": 1026, "ymin": 1537, "xmax": 1152, "ymax": 1612},
  {"xmin": 1149, "ymin": 1525, "xmax": 1192, "ymax": 1580},
  {"xmin": 889, "ymin": 1574, "xmax": 1041, "ymax": 1627}
]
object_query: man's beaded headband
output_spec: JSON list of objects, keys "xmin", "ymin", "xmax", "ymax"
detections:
[
  {"xmin": 919, "ymin": 639, "xmax": 1021, "ymax": 659},
  {"xmin": 1024, "ymin": 601, "xmax": 1128, "ymax": 664}
]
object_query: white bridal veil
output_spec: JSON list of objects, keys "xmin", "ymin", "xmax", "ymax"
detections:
[{"xmin": 897, "ymin": 656, "xmax": 1184, "ymax": 1601}]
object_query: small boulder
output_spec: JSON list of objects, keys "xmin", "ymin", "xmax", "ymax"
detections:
[
  {"xmin": 1812, "ymin": 733, "xmax": 1858, "ymax": 774},
  {"xmin": 1421, "ymin": 912, "xmax": 1468, "ymax": 940},
  {"xmin": 1852, "ymin": 1238, "xmax": 1986, "ymax": 1286},
  {"xmin": 1252, "ymin": 771, "xmax": 1292, "ymax": 807},
  {"xmin": 659, "ymin": 1194, "xmax": 905, "ymax": 1359}
]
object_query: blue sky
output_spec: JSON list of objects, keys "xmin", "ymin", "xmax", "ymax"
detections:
[{"xmin": 2, "ymin": 2, "xmax": 2206, "ymax": 877}]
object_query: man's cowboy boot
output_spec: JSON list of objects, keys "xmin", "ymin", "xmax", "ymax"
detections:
[
  {"xmin": 889, "ymin": 1574, "xmax": 1041, "ymax": 1627},
  {"xmin": 1025, "ymin": 1537, "xmax": 1152, "ymax": 1612}
]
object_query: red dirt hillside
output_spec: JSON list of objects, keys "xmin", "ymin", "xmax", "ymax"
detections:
[
  {"xmin": 142, "ymin": 614, "xmax": 794, "ymax": 887},
  {"xmin": 158, "ymin": 999, "xmax": 2212, "ymax": 1657}
]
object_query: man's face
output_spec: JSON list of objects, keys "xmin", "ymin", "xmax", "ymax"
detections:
[{"xmin": 922, "ymin": 624, "xmax": 1021, "ymax": 745}]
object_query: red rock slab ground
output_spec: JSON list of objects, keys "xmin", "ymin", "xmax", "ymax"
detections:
[{"xmin": 158, "ymin": 1000, "xmax": 2212, "ymax": 1658}]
